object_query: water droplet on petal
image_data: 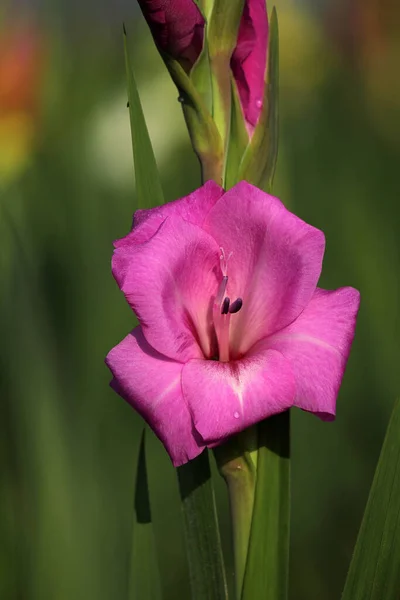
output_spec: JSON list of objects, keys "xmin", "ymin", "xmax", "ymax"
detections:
[
  {"xmin": 233, "ymin": 411, "xmax": 240, "ymax": 419},
  {"xmin": 255, "ymin": 98, "xmax": 262, "ymax": 109}
]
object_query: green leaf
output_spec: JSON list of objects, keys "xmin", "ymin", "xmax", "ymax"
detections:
[
  {"xmin": 129, "ymin": 430, "xmax": 162, "ymax": 600},
  {"xmin": 342, "ymin": 399, "xmax": 400, "ymax": 600},
  {"xmin": 241, "ymin": 411, "xmax": 290, "ymax": 600},
  {"xmin": 239, "ymin": 6, "xmax": 279, "ymax": 192},
  {"xmin": 146, "ymin": 429, "xmax": 191, "ymax": 598},
  {"xmin": 123, "ymin": 26, "xmax": 164, "ymax": 208},
  {"xmin": 177, "ymin": 450, "xmax": 229, "ymax": 600}
]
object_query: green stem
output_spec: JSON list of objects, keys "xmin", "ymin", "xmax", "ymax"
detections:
[{"xmin": 214, "ymin": 428, "xmax": 258, "ymax": 599}]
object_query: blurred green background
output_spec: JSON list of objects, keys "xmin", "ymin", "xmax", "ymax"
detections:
[{"xmin": 1, "ymin": 0, "xmax": 399, "ymax": 598}]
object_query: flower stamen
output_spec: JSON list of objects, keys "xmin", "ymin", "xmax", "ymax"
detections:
[
  {"xmin": 229, "ymin": 297, "xmax": 243, "ymax": 314},
  {"xmin": 221, "ymin": 297, "xmax": 230, "ymax": 315}
]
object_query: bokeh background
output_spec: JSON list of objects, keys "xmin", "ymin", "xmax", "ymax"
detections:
[{"xmin": 1, "ymin": 0, "xmax": 399, "ymax": 598}]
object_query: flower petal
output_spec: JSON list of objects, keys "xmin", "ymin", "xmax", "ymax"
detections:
[
  {"xmin": 267, "ymin": 287, "xmax": 360, "ymax": 419},
  {"xmin": 182, "ymin": 341, "xmax": 295, "ymax": 443},
  {"xmin": 114, "ymin": 180, "xmax": 223, "ymax": 249},
  {"xmin": 113, "ymin": 216, "xmax": 221, "ymax": 362},
  {"xmin": 203, "ymin": 181, "xmax": 326, "ymax": 357},
  {"xmin": 231, "ymin": 0, "xmax": 269, "ymax": 132},
  {"xmin": 106, "ymin": 326, "xmax": 204, "ymax": 466}
]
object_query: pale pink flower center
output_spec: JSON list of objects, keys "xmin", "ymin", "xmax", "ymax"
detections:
[{"xmin": 212, "ymin": 248, "xmax": 243, "ymax": 363}]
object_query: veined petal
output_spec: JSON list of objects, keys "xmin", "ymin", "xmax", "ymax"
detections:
[
  {"xmin": 182, "ymin": 341, "xmax": 295, "ymax": 443},
  {"xmin": 267, "ymin": 287, "xmax": 360, "ymax": 419},
  {"xmin": 114, "ymin": 180, "xmax": 223, "ymax": 249},
  {"xmin": 106, "ymin": 327, "xmax": 204, "ymax": 466},
  {"xmin": 113, "ymin": 216, "xmax": 221, "ymax": 362},
  {"xmin": 203, "ymin": 181, "xmax": 325, "ymax": 357}
]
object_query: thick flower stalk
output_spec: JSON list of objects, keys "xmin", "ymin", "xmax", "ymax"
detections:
[{"xmin": 106, "ymin": 181, "xmax": 360, "ymax": 466}]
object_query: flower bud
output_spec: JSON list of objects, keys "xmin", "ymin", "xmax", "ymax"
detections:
[
  {"xmin": 137, "ymin": 0, "xmax": 205, "ymax": 72},
  {"xmin": 231, "ymin": 0, "xmax": 269, "ymax": 135}
]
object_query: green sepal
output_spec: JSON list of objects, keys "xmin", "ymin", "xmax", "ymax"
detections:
[
  {"xmin": 238, "ymin": 6, "xmax": 279, "ymax": 193},
  {"xmin": 342, "ymin": 399, "xmax": 400, "ymax": 600},
  {"xmin": 192, "ymin": 0, "xmax": 214, "ymax": 20},
  {"xmin": 241, "ymin": 411, "xmax": 290, "ymax": 600},
  {"xmin": 225, "ymin": 77, "xmax": 250, "ymax": 190},
  {"xmin": 162, "ymin": 52, "xmax": 224, "ymax": 185},
  {"xmin": 190, "ymin": 32, "xmax": 213, "ymax": 116},
  {"xmin": 206, "ymin": 0, "xmax": 245, "ymax": 158},
  {"xmin": 123, "ymin": 26, "xmax": 164, "ymax": 208}
]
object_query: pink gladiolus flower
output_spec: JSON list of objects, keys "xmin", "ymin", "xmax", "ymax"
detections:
[
  {"xmin": 137, "ymin": 0, "xmax": 268, "ymax": 130},
  {"xmin": 106, "ymin": 181, "xmax": 360, "ymax": 466}
]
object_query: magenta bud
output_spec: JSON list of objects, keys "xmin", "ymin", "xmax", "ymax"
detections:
[{"xmin": 137, "ymin": 0, "xmax": 205, "ymax": 72}]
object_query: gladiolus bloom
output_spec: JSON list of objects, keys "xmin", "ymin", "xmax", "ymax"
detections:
[
  {"xmin": 106, "ymin": 181, "xmax": 360, "ymax": 466},
  {"xmin": 137, "ymin": 0, "xmax": 268, "ymax": 130}
]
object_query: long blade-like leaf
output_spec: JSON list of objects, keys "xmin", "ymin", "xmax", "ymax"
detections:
[
  {"xmin": 342, "ymin": 399, "xmax": 400, "ymax": 600},
  {"xmin": 123, "ymin": 26, "xmax": 164, "ymax": 208},
  {"xmin": 129, "ymin": 430, "xmax": 162, "ymax": 599},
  {"xmin": 146, "ymin": 430, "xmax": 191, "ymax": 599},
  {"xmin": 177, "ymin": 450, "xmax": 229, "ymax": 600},
  {"xmin": 241, "ymin": 411, "xmax": 290, "ymax": 600}
]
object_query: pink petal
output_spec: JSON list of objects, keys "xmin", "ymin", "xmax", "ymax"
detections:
[
  {"xmin": 112, "ymin": 216, "xmax": 221, "ymax": 362},
  {"xmin": 231, "ymin": 0, "xmax": 269, "ymax": 132},
  {"xmin": 203, "ymin": 181, "xmax": 325, "ymax": 358},
  {"xmin": 182, "ymin": 340, "xmax": 295, "ymax": 443},
  {"xmin": 267, "ymin": 287, "xmax": 361, "ymax": 420},
  {"xmin": 114, "ymin": 180, "xmax": 223, "ymax": 249},
  {"xmin": 106, "ymin": 327, "xmax": 204, "ymax": 466}
]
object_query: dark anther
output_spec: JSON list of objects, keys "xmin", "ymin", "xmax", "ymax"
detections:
[
  {"xmin": 221, "ymin": 297, "xmax": 230, "ymax": 315},
  {"xmin": 229, "ymin": 298, "xmax": 243, "ymax": 314}
]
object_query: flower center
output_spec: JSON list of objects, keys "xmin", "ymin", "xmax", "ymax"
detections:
[{"xmin": 212, "ymin": 248, "xmax": 243, "ymax": 362}]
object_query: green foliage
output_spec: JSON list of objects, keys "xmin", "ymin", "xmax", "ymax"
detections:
[
  {"xmin": 130, "ymin": 431, "xmax": 162, "ymax": 599},
  {"xmin": 342, "ymin": 400, "xmax": 400, "ymax": 600},
  {"xmin": 242, "ymin": 412, "xmax": 290, "ymax": 600},
  {"xmin": 123, "ymin": 26, "xmax": 164, "ymax": 208},
  {"xmin": 177, "ymin": 451, "xmax": 228, "ymax": 600}
]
